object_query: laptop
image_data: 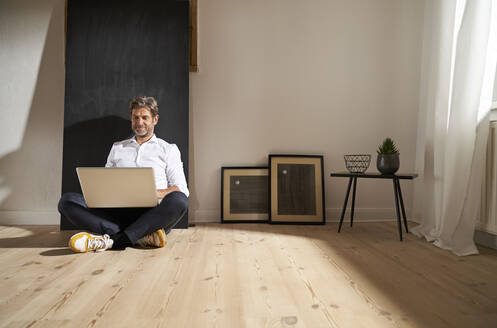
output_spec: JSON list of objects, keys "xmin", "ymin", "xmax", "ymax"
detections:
[{"xmin": 76, "ymin": 167, "xmax": 157, "ymax": 208}]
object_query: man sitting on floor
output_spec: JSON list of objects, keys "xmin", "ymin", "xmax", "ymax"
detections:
[{"xmin": 58, "ymin": 96, "xmax": 189, "ymax": 252}]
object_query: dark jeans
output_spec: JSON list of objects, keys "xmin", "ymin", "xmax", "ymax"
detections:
[{"xmin": 58, "ymin": 191, "xmax": 188, "ymax": 244}]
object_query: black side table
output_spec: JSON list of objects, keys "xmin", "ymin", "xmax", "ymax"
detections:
[{"xmin": 330, "ymin": 172, "xmax": 418, "ymax": 241}]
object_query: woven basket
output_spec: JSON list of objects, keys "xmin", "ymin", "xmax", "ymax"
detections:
[{"xmin": 344, "ymin": 154, "xmax": 371, "ymax": 173}]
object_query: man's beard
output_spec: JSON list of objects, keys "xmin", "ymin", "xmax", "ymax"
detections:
[{"xmin": 133, "ymin": 126, "xmax": 149, "ymax": 136}]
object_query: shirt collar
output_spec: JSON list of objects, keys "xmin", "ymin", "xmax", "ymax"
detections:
[{"xmin": 125, "ymin": 134, "xmax": 158, "ymax": 145}]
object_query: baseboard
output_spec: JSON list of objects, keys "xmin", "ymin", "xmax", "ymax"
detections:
[
  {"xmin": 0, "ymin": 210, "xmax": 60, "ymax": 225},
  {"xmin": 326, "ymin": 208, "xmax": 405, "ymax": 222},
  {"xmin": 474, "ymin": 230, "xmax": 497, "ymax": 250},
  {"xmin": 192, "ymin": 210, "xmax": 219, "ymax": 223},
  {"xmin": 192, "ymin": 208, "xmax": 405, "ymax": 223},
  {"xmin": 0, "ymin": 208, "xmax": 410, "ymax": 226}
]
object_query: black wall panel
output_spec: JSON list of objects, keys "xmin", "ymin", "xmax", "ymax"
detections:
[{"xmin": 62, "ymin": 0, "xmax": 189, "ymax": 229}]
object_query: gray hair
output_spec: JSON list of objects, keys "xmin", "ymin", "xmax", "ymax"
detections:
[{"xmin": 129, "ymin": 96, "xmax": 159, "ymax": 117}]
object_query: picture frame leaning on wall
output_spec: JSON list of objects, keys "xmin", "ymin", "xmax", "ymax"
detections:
[
  {"xmin": 221, "ymin": 166, "xmax": 269, "ymax": 223},
  {"xmin": 268, "ymin": 155, "xmax": 325, "ymax": 224}
]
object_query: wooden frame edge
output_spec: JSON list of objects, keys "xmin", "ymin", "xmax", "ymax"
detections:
[{"xmin": 189, "ymin": 0, "xmax": 198, "ymax": 72}]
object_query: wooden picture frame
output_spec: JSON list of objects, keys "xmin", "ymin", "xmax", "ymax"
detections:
[
  {"xmin": 221, "ymin": 167, "xmax": 269, "ymax": 223},
  {"xmin": 189, "ymin": 0, "xmax": 198, "ymax": 72},
  {"xmin": 268, "ymin": 155, "xmax": 325, "ymax": 224}
]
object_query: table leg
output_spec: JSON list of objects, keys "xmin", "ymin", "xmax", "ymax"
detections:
[
  {"xmin": 338, "ymin": 177, "xmax": 353, "ymax": 233},
  {"xmin": 396, "ymin": 179, "xmax": 409, "ymax": 233},
  {"xmin": 350, "ymin": 177, "xmax": 357, "ymax": 227},
  {"xmin": 393, "ymin": 178, "xmax": 403, "ymax": 241}
]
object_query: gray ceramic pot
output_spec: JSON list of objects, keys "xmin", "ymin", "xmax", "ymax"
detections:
[{"xmin": 377, "ymin": 154, "xmax": 399, "ymax": 174}]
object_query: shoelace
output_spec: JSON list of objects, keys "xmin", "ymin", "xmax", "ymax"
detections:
[
  {"xmin": 88, "ymin": 234, "xmax": 111, "ymax": 250},
  {"xmin": 142, "ymin": 234, "xmax": 154, "ymax": 245}
]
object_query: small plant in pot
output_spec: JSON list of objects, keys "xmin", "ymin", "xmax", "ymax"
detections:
[{"xmin": 376, "ymin": 137, "xmax": 400, "ymax": 174}]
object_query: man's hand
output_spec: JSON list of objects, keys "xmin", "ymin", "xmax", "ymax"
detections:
[{"xmin": 156, "ymin": 185, "xmax": 180, "ymax": 200}]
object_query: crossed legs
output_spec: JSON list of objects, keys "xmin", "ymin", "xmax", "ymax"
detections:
[{"xmin": 58, "ymin": 191, "xmax": 188, "ymax": 250}]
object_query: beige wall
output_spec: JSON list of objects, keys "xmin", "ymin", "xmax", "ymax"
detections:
[
  {"xmin": 0, "ymin": 0, "xmax": 425, "ymax": 225},
  {"xmin": 494, "ymin": 68, "xmax": 497, "ymax": 103},
  {"xmin": 0, "ymin": 0, "xmax": 65, "ymax": 224},
  {"xmin": 190, "ymin": 0, "xmax": 425, "ymax": 221}
]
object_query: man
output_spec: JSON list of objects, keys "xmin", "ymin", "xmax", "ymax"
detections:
[{"xmin": 58, "ymin": 96, "xmax": 189, "ymax": 252}]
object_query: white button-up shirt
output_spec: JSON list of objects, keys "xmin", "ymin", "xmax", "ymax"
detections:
[{"xmin": 105, "ymin": 135, "xmax": 189, "ymax": 197}]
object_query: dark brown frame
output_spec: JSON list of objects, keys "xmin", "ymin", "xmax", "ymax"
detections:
[{"xmin": 189, "ymin": 0, "xmax": 198, "ymax": 72}]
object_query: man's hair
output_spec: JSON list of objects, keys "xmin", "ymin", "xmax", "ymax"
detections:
[{"xmin": 129, "ymin": 96, "xmax": 159, "ymax": 117}]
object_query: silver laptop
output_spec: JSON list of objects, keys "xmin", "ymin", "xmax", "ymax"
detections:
[{"xmin": 76, "ymin": 167, "xmax": 157, "ymax": 208}]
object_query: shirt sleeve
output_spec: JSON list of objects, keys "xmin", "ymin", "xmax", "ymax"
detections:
[
  {"xmin": 166, "ymin": 145, "xmax": 189, "ymax": 197},
  {"xmin": 105, "ymin": 144, "xmax": 116, "ymax": 168}
]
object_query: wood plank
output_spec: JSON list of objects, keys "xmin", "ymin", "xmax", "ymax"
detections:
[
  {"xmin": 313, "ymin": 222, "xmax": 497, "ymax": 327},
  {"xmin": 1, "ymin": 223, "xmax": 497, "ymax": 328}
]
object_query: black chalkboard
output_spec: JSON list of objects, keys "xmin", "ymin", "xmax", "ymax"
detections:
[{"xmin": 62, "ymin": 0, "xmax": 189, "ymax": 229}]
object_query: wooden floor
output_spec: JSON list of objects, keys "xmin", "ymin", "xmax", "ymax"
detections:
[{"xmin": 1, "ymin": 222, "xmax": 497, "ymax": 328}]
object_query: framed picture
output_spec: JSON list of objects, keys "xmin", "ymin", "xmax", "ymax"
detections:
[
  {"xmin": 221, "ymin": 167, "xmax": 269, "ymax": 223},
  {"xmin": 268, "ymin": 155, "xmax": 325, "ymax": 224}
]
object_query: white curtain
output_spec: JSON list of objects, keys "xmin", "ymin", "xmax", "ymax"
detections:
[{"xmin": 411, "ymin": 0, "xmax": 497, "ymax": 256}]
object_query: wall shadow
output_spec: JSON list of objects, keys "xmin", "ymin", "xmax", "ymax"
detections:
[
  {"xmin": 0, "ymin": 1, "xmax": 63, "ymax": 222},
  {"xmin": 61, "ymin": 116, "xmax": 132, "ymax": 194}
]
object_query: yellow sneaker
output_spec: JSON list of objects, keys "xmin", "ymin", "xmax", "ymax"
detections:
[
  {"xmin": 136, "ymin": 229, "xmax": 167, "ymax": 248},
  {"xmin": 69, "ymin": 232, "xmax": 114, "ymax": 253}
]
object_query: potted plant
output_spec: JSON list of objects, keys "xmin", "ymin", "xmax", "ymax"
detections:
[{"xmin": 376, "ymin": 137, "xmax": 400, "ymax": 174}]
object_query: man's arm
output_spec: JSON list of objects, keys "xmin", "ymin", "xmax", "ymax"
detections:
[
  {"xmin": 165, "ymin": 145, "xmax": 189, "ymax": 197},
  {"xmin": 105, "ymin": 144, "xmax": 116, "ymax": 167},
  {"xmin": 156, "ymin": 185, "xmax": 179, "ymax": 200}
]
